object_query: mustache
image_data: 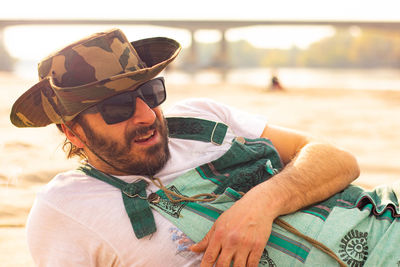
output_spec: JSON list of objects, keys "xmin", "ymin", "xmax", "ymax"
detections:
[{"xmin": 125, "ymin": 119, "xmax": 160, "ymax": 141}]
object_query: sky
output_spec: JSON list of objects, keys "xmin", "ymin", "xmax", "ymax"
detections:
[
  {"xmin": 1, "ymin": 0, "xmax": 400, "ymax": 61},
  {"xmin": 2, "ymin": 0, "xmax": 400, "ymax": 21}
]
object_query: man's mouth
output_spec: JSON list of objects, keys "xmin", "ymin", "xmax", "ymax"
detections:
[{"xmin": 134, "ymin": 130, "xmax": 156, "ymax": 143}]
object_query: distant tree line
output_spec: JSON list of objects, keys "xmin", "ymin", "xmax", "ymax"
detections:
[{"xmin": 180, "ymin": 29, "xmax": 400, "ymax": 69}]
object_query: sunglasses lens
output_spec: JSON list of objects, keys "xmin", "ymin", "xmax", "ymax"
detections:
[
  {"xmin": 140, "ymin": 78, "xmax": 166, "ymax": 108},
  {"xmin": 98, "ymin": 92, "xmax": 135, "ymax": 124},
  {"xmin": 97, "ymin": 78, "xmax": 166, "ymax": 125}
]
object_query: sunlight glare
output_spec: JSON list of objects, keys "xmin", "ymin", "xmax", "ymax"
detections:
[
  {"xmin": 4, "ymin": 25, "xmax": 191, "ymax": 61},
  {"xmin": 226, "ymin": 26, "xmax": 336, "ymax": 49},
  {"xmin": 195, "ymin": 30, "xmax": 222, "ymax": 43}
]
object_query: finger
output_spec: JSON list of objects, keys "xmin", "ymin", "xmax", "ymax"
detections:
[
  {"xmin": 201, "ymin": 225, "xmax": 231, "ymax": 267},
  {"xmin": 215, "ymin": 250, "xmax": 234, "ymax": 267},
  {"xmin": 231, "ymin": 254, "xmax": 247, "ymax": 267},
  {"xmin": 216, "ymin": 231, "xmax": 245, "ymax": 267},
  {"xmin": 246, "ymin": 246, "xmax": 265, "ymax": 267},
  {"xmin": 229, "ymin": 241, "xmax": 252, "ymax": 267},
  {"xmin": 190, "ymin": 225, "xmax": 215, "ymax": 253},
  {"xmin": 200, "ymin": 241, "xmax": 222, "ymax": 267}
]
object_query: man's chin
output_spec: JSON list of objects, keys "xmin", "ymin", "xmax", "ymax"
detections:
[
  {"xmin": 122, "ymin": 142, "xmax": 170, "ymax": 176},
  {"xmin": 121, "ymin": 158, "xmax": 168, "ymax": 176}
]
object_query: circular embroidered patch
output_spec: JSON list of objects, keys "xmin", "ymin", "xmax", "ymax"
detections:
[
  {"xmin": 339, "ymin": 229, "xmax": 368, "ymax": 266},
  {"xmin": 259, "ymin": 248, "xmax": 277, "ymax": 267}
]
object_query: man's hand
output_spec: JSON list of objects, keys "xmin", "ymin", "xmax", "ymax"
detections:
[
  {"xmin": 190, "ymin": 124, "xmax": 359, "ymax": 267},
  {"xmin": 190, "ymin": 186, "xmax": 276, "ymax": 267}
]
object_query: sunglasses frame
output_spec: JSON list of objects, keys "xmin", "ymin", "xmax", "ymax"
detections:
[{"xmin": 81, "ymin": 77, "xmax": 166, "ymax": 125}]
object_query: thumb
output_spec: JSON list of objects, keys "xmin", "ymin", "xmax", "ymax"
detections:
[{"xmin": 190, "ymin": 227, "xmax": 214, "ymax": 252}]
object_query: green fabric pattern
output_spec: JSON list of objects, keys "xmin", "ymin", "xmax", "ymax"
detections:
[
  {"xmin": 152, "ymin": 164, "xmax": 400, "ymax": 266},
  {"xmin": 195, "ymin": 137, "xmax": 283, "ymax": 194},
  {"xmin": 147, "ymin": 137, "xmax": 400, "ymax": 266},
  {"xmin": 150, "ymin": 135, "xmax": 284, "ymax": 246}
]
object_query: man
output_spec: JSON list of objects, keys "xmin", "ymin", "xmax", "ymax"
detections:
[{"xmin": 10, "ymin": 29, "xmax": 359, "ymax": 266}]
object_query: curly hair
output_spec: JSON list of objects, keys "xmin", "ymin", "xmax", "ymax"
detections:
[
  {"xmin": 56, "ymin": 115, "xmax": 88, "ymax": 160},
  {"xmin": 56, "ymin": 105, "xmax": 100, "ymax": 160}
]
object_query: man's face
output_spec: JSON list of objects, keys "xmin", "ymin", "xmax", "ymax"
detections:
[{"xmin": 76, "ymin": 98, "xmax": 170, "ymax": 176}]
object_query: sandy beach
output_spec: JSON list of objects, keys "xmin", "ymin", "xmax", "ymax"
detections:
[{"xmin": 1, "ymin": 71, "xmax": 400, "ymax": 266}]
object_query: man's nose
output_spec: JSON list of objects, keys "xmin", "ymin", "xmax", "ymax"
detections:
[{"xmin": 130, "ymin": 97, "xmax": 156, "ymax": 125}]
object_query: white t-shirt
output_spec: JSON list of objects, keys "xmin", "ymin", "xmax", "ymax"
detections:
[{"xmin": 26, "ymin": 98, "xmax": 267, "ymax": 267}]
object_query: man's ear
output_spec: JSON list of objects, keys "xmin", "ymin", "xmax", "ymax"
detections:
[{"xmin": 61, "ymin": 123, "xmax": 86, "ymax": 149}]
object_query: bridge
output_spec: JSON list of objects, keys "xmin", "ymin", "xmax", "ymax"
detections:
[{"xmin": 1, "ymin": 19, "xmax": 400, "ymax": 71}]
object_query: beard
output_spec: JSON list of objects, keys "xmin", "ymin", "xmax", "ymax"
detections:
[{"xmin": 80, "ymin": 115, "xmax": 170, "ymax": 176}]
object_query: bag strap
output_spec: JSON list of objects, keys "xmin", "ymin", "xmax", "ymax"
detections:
[
  {"xmin": 78, "ymin": 165, "xmax": 156, "ymax": 239},
  {"xmin": 77, "ymin": 117, "xmax": 229, "ymax": 238},
  {"xmin": 167, "ymin": 117, "xmax": 228, "ymax": 145}
]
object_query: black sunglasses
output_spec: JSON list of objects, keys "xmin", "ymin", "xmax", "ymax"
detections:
[{"xmin": 84, "ymin": 77, "xmax": 166, "ymax": 125}]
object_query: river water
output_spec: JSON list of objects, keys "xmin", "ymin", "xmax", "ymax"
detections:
[
  {"xmin": 14, "ymin": 60, "xmax": 400, "ymax": 91},
  {"xmin": 167, "ymin": 67, "xmax": 400, "ymax": 91}
]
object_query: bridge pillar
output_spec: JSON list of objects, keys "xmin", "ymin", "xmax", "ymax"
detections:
[
  {"xmin": 184, "ymin": 29, "xmax": 198, "ymax": 72},
  {"xmin": 0, "ymin": 27, "xmax": 14, "ymax": 71},
  {"xmin": 212, "ymin": 29, "xmax": 229, "ymax": 70}
]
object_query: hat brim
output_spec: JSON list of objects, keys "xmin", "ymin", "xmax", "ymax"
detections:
[{"xmin": 10, "ymin": 37, "xmax": 181, "ymax": 127}]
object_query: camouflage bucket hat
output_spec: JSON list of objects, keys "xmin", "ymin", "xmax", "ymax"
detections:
[{"xmin": 10, "ymin": 28, "xmax": 181, "ymax": 127}]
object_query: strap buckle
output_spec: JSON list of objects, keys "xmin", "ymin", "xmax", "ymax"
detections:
[{"xmin": 210, "ymin": 122, "xmax": 223, "ymax": 145}]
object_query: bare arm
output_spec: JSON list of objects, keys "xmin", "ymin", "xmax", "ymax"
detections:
[
  {"xmin": 260, "ymin": 124, "xmax": 360, "ymax": 214},
  {"xmin": 191, "ymin": 124, "xmax": 359, "ymax": 267}
]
